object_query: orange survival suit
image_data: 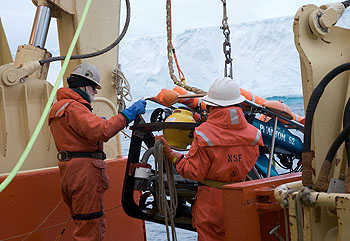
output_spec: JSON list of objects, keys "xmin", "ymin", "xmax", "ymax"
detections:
[
  {"xmin": 175, "ymin": 106, "xmax": 263, "ymax": 241},
  {"xmin": 49, "ymin": 88, "xmax": 127, "ymax": 241}
]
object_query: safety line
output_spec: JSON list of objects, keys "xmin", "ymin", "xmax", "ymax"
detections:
[
  {"xmin": 54, "ymin": 218, "xmax": 71, "ymax": 241},
  {"xmin": 1, "ymin": 199, "xmax": 133, "ymax": 241},
  {"xmin": 54, "ymin": 202, "xmax": 128, "ymax": 240},
  {"xmin": 21, "ymin": 199, "xmax": 63, "ymax": 241},
  {"xmin": 121, "ymin": 130, "xmax": 148, "ymax": 151},
  {"xmin": 0, "ymin": 221, "xmax": 68, "ymax": 241},
  {"xmin": 0, "ymin": 0, "xmax": 92, "ymax": 193}
]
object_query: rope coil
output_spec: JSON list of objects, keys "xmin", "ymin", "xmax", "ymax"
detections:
[
  {"xmin": 154, "ymin": 140, "xmax": 178, "ymax": 241},
  {"xmin": 113, "ymin": 66, "xmax": 132, "ymax": 113},
  {"xmin": 0, "ymin": 0, "xmax": 131, "ymax": 193}
]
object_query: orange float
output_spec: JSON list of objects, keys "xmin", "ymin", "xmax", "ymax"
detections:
[
  {"xmin": 152, "ymin": 87, "xmax": 305, "ymax": 125},
  {"xmin": 173, "ymin": 86, "xmax": 207, "ymax": 110}
]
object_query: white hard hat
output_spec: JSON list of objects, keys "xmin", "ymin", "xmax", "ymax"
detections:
[
  {"xmin": 202, "ymin": 77, "xmax": 245, "ymax": 107},
  {"xmin": 71, "ymin": 63, "xmax": 101, "ymax": 89}
]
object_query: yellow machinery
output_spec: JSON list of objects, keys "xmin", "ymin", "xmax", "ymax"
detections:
[
  {"xmin": 275, "ymin": 2, "xmax": 350, "ymax": 240},
  {"xmin": 0, "ymin": 0, "xmax": 123, "ymax": 174},
  {"xmin": 0, "ymin": 18, "xmax": 12, "ymax": 66},
  {"xmin": 5, "ymin": 0, "xmax": 350, "ymax": 240},
  {"xmin": 0, "ymin": 1, "xmax": 148, "ymax": 240},
  {"xmin": 163, "ymin": 108, "xmax": 196, "ymax": 149}
]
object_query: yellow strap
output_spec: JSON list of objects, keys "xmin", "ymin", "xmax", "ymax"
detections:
[
  {"xmin": 171, "ymin": 156, "xmax": 178, "ymax": 164},
  {"xmin": 201, "ymin": 179, "xmax": 235, "ymax": 189}
]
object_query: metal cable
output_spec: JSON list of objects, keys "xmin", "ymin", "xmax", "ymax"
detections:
[
  {"xmin": 154, "ymin": 140, "xmax": 178, "ymax": 241},
  {"xmin": 39, "ymin": 0, "xmax": 131, "ymax": 65}
]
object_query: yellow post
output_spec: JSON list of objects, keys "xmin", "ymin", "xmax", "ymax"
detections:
[{"xmin": 0, "ymin": 18, "xmax": 13, "ymax": 65}]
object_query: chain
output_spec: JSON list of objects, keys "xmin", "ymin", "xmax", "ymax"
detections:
[{"xmin": 221, "ymin": 0, "xmax": 233, "ymax": 79}]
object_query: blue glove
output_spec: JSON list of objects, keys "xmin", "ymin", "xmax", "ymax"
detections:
[{"xmin": 121, "ymin": 99, "xmax": 147, "ymax": 123}]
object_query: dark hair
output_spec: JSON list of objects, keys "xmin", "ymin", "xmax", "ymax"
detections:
[
  {"xmin": 67, "ymin": 75, "xmax": 96, "ymax": 88},
  {"xmin": 206, "ymin": 105, "xmax": 212, "ymax": 112}
]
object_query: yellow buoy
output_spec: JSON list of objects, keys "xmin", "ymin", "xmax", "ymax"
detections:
[{"xmin": 163, "ymin": 108, "xmax": 195, "ymax": 149}]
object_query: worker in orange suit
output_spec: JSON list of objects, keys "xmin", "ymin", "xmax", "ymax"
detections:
[
  {"xmin": 48, "ymin": 63, "xmax": 146, "ymax": 241},
  {"xmin": 156, "ymin": 77, "xmax": 263, "ymax": 241}
]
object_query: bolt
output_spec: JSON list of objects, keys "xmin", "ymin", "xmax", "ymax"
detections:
[{"xmin": 7, "ymin": 72, "xmax": 17, "ymax": 83}]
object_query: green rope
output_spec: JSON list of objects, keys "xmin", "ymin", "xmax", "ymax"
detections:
[{"xmin": 0, "ymin": 0, "xmax": 93, "ymax": 193}]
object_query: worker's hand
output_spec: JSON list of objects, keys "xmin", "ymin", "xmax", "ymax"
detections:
[
  {"xmin": 154, "ymin": 136, "xmax": 183, "ymax": 164},
  {"xmin": 155, "ymin": 135, "xmax": 171, "ymax": 155},
  {"xmin": 121, "ymin": 99, "xmax": 147, "ymax": 123},
  {"xmin": 154, "ymin": 135, "xmax": 164, "ymax": 143}
]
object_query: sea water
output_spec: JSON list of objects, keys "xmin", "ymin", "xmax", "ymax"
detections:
[{"xmin": 119, "ymin": 96, "xmax": 305, "ymax": 241}]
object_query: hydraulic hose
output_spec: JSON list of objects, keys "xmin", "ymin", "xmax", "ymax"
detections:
[
  {"xmin": 141, "ymin": 147, "xmax": 154, "ymax": 163},
  {"xmin": 344, "ymin": 100, "xmax": 350, "ymax": 192},
  {"xmin": 342, "ymin": 1, "xmax": 350, "ymax": 8},
  {"xmin": 316, "ymin": 118, "xmax": 350, "ymax": 191},
  {"xmin": 0, "ymin": 0, "xmax": 93, "ymax": 193},
  {"xmin": 317, "ymin": 97, "xmax": 350, "ymax": 193},
  {"xmin": 316, "ymin": 93, "xmax": 350, "ymax": 191},
  {"xmin": 39, "ymin": 0, "xmax": 130, "ymax": 65},
  {"xmin": 302, "ymin": 62, "xmax": 350, "ymax": 188},
  {"xmin": 325, "ymin": 120, "xmax": 350, "ymax": 163},
  {"xmin": 343, "ymin": 98, "xmax": 350, "ymax": 166}
]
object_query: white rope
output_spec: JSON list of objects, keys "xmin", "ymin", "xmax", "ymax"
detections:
[
  {"xmin": 113, "ymin": 66, "xmax": 132, "ymax": 113},
  {"xmin": 154, "ymin": 140, "xmax": 178, "ymax": 241}
]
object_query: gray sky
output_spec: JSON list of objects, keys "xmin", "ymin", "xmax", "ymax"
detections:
[{"xmin": 1, "ymin": 0, "xmax": 327, "ymax": 53}]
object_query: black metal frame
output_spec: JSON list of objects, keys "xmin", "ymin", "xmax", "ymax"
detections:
[
  {"xmin": 121, "ymin": 116, "xmax": 198, "ymax": 230},
  {"xmin": 121, "ymin": 101, "xmax": 305, "ymax": 230}
]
